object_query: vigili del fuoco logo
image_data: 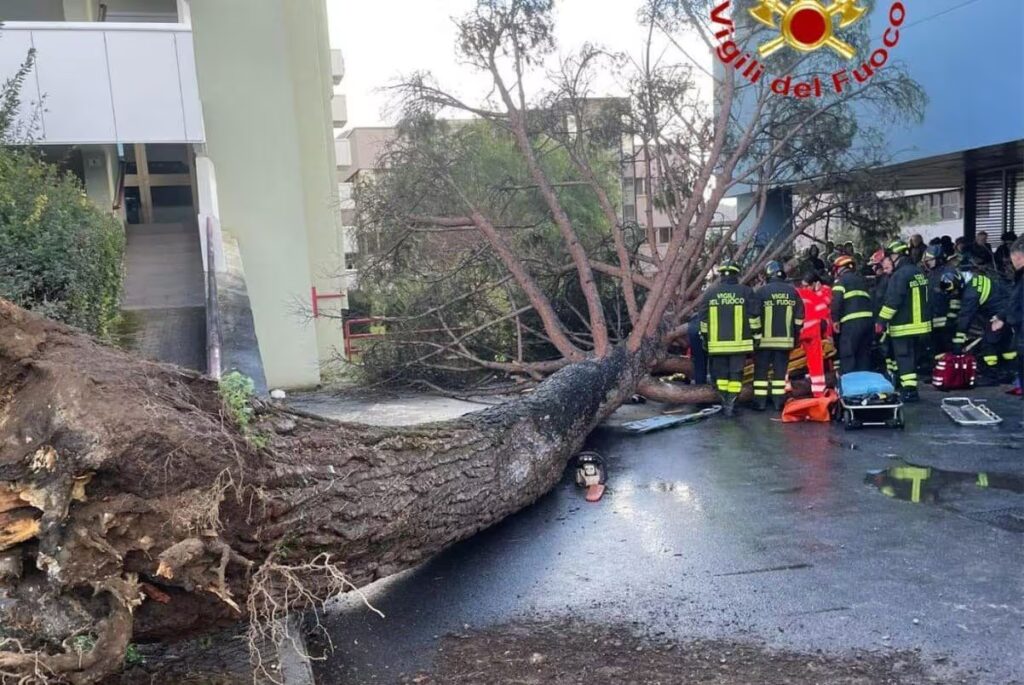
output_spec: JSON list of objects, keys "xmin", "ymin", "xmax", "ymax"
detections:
[{"xmin": 711, "ymin": 0, "xmax": 906, "ymax": 98}]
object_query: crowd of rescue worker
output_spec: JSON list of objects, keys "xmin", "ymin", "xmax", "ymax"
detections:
[{"xmin": 687, "ymin": 230, "xmax": 1024, "ymax": 417}]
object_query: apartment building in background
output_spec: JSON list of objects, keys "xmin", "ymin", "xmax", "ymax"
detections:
[{"xmin": 0, "ymin": 0, "xmax": 349, "ymax": 390}]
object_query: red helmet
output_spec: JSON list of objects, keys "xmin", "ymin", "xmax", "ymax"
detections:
[
  {"xmin": 832, "ymin": 255, "xmax": 855, "ymax": 276},
  {"xmin": 868, "ymin": 249, "xmax": 886, "ymax": 267}
]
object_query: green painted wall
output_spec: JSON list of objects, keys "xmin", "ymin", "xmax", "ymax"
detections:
[{"xmin": 190, "ymin": 0, "xmax": 341, "ymax": 389}]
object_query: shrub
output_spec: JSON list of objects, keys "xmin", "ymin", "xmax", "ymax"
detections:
[{"xmin": 0, "ymin": 147, "xmax": 124, "ymax": 336}]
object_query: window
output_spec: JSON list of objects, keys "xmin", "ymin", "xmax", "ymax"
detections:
[
  {"xmin": 635, "ymin": 178, "xmax": 649, "ymax": 196},
  {"xmin": 658, "ymin": 226, "xmax": 672, "ymax": 243},
  {"xmin": 623, "ymin": 205, "xmax": 637, "ymax": 222},
  {"xmin": 621, "ymin": 133, "xmax": 635, "ymax": 157},
  {"xmin": 566, "ymin": 114, "xmax": 578, "ymax": 142},
  {"xmin": 910, "ymin": 190, "xmax": 962, "ymax": 224}
]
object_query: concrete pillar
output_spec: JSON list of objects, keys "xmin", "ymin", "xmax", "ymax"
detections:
[
  {"xmin": 61, "ymin": 0, "xmax": 99, "ymax": 21},
  {"xmin": 81, "ymin": 145, "xmax": 118, "ymax": 215},
  {"xmin": 190, "ymin": 0, "xmax": 327, "ymax": 389},
  {"xmin": 194, "ymin": 150, "xmax": 226, "ymax": 273},
  {"xmin": 175, "ymin": 0, "xmax": 192, "ymax": 25},
  {"xmin": 963, "ymin": 171, "xmax": 977, "ymax": 243},
  {"xmin": 282, "ymin": 0, "xmax": 348, "ymax": 365}
]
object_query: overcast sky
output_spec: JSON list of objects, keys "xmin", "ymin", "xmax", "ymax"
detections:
[{"xmin": 326, "ymin": 0, "xmax": 710, "ymax": 130}]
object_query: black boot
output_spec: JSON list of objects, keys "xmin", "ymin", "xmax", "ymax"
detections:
[
  {"xmin": 976, "ymin": 368, "xmax": 1002, "ymax": 387},
  {"xmin": 722, "ymin": 393, "xmax": 739, "ymax": 417},
  {"xmin": 752, "ymin": 396, "xmax": 767, "ymax": 412},
  {"xmin": 900, "ymin": 387, "xmax": 920, "ymax": 403}
]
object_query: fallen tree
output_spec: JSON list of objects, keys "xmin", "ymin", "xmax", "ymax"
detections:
[
  {"xmin": 0, "ymin": 299, "xmax": 701, "ymax": 683},
  {"xmin": 0, "ymin": 1, "xmax": 924, "ymax": 681}
]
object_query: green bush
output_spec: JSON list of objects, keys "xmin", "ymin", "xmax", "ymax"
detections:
[
  {"xmin": 0, "ymin": 147, "xmax": 124, "ymax": 336},
  {"xmin": 219, "ymin": 371, "xmax": 268, "ymax": 448}
]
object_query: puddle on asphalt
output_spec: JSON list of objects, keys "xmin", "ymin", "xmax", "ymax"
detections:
[{"xmin": 866, "ymin": 462, "xmax": 1024, "ymax": 532}]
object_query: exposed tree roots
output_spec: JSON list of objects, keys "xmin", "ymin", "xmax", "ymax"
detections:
[{"xmin": 0, "ymin": 300, "xmax": 658, "ymax": 682}]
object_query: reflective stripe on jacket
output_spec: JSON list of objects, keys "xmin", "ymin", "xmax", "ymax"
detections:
[
  {"xmin": 877, "ymin": 261, "xmax": 932, "ymax": 338},
  {"xmin": 831, "ymin": 271, "xmax": 873, "ymax": 325},
  {"xmin": 954, "ymin": 272, "xmax": 1011, "ymax": 344},
  {"xmin": 755, "ymin": 278, "xmax": 805, "ymax": 350},
  {"xmin": 699, "ymin": 277, "xmax": 760, "ymax": 355}
]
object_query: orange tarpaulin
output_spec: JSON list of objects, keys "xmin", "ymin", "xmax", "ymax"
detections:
[{"xmin": 782, "ymin": 389, "xmax": 838, "ymax": 423}]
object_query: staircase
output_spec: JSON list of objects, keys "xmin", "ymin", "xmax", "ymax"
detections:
[{"xmin": 119, "ymin": 223, "xmax": 207, "ymax": 371}]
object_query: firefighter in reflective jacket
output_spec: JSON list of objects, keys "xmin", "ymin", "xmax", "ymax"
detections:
[
  {"xmin": 752, "ymin": 261, "xmax": 804, "ymax": 412},
  {"xmin": 876, "ymin": 241, "xmax": 931, "ymax": 402},
  {"xmin": 940, "ymin": 269, "xmax": 1017, "ymax": 383},
  {"xmin": 922, "ymin": 244, "xmax": 959, "ymax": 359},
  {"xmin": 831, "ymin": 255, "xmax": 874, "ymax": 373},
  {"xmin": 699, "ymin": 260, "xmax": 761, "ymax": 417},
  {"xmin": 869, "ymin": 249, "xmax": 898, "ymax": 378}
]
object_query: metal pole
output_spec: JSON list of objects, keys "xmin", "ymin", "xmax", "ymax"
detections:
[{"xmin": 205, "ymin": 217, "xmax": 222, "ymax": 381}]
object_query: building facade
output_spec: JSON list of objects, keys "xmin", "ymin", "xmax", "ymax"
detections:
[{"xmin": 0, "ymin": 0, "xmax": 349, "ymax": 389}]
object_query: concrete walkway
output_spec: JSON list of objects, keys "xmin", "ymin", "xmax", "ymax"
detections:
[
  {"xmin": 288, "ymin": 390, "xmax": 489, "ymax": 426},
  {"xmin": 307, "ymin": 386, "xmax": 1024, "ymax": 685},
  {"xmin": 119, "ymin": 222, "xmax": 206, "ymax": 371}
]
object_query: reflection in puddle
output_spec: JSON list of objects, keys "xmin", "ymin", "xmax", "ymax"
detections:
[
  {"xmin": 865, "ymin": 462, "xmax": 1024, "ymax": 504},
  {"xmin": 866, "ymin": 462, "xmax": 1024, "ymax": 533}
]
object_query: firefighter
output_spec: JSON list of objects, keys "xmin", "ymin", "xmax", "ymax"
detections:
[
  {"xmin": 752, "ymin": 261, "xmax": 804, "ymax": 411},
  {"xmin": 869, "ymin": 249, "xmax": 898, "ymax": 378},
  {"xmin": 831, "ymin": 255, "xmax": 874, "ymax": 373},
  {"xmin": 922, "ymin": 244, "xmax": 959, "ymax": 359},
  {"xmin": 940, "ymin": 265, "xmax": 1017, "ymax": 384},
  {"xmin": 999, "ymin": 237, "xmax": 1024, "ymax": 393},
  {"xmin": 699, "ymin": 260, "xmax": 761, "ymax": 417},
  {"xmin": 876, "ymin": 240, "xmax": 932, "ymax": 401}
]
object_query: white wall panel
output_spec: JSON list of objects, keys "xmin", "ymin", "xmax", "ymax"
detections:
[
  {"xmin": 0, "ymin": 23, "xmax": 205, "ymax": 144},
  {"xmin": 32, "ymin": 29, "xmax": 116, "ymax": 142},
  {"xmin": 106, "ymin": 30, "xmax": 184, "ymax": 141},
  {"xmin": 0, "ymin": 31, "xmax": 43, "ymax": 140},
  {"xmin": 174, "ymin": 33, "xmax": 204, "ymax": 141}
]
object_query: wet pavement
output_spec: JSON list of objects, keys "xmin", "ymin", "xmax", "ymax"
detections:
[{"xmin": 312, "ymin": 387, "xmax": 1024, "ymax": 685}]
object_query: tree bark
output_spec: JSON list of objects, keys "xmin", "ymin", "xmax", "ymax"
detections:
[{"xmin": 0, "ymin": 300, "xmax": 654, "ymax": 682}]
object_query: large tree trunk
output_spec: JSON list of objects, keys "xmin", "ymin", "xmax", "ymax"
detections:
[{"xmin": 0, "ymin": 300, "xmax": 654, "ymax": 683}]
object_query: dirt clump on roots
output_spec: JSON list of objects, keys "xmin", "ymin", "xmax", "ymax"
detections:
[
  {"xmin": 1, "ymin": 299, "xmax": 652, "ymax": 683},
  {"xmin": 395, "ymin": 621, "xmax": 966, "ymax": 685}
]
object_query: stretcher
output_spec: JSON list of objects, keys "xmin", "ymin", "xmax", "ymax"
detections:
[
  {"xmin": 618, "ymin": 406, "xmax": 722, "ymax": 434},
  {"xmin": 940, "ymin": 397, "xmax": 1003, "ymax": 426},
  {"xmin": 836, "ymin": 371, "xmax": 904, "ymax": 430}
]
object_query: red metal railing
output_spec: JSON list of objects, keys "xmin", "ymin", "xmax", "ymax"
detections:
[
  {"xmin": 310, "ymin": 286, "xmax": 347, "ymax": 319},
  {"xmin": 343, "ymin": 317, "xmax": 386, "ymax": 360}
]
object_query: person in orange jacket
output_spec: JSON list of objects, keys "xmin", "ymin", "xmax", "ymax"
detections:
[{"xmin": 796, "ymin": 269, "xmax": 834, "ymax": 397}]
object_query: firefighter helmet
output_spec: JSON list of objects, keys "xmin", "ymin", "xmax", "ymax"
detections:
[
  {"xmin": 832, "ymin": 255, "xmax": 855, "ymax": 276},
  {"xmin": 868, "ymin": 249, "xmax": 886, "ymax": 267},
  {"xmin": 886, "ymin": 240, "xmax": 909, "ymax": 256},
  {"xmin": 923, "ymin": 244, "xmax": 945, "ymax": 265},
  {"xmin": 939, "ymin": 271, "xmax": 964, "ymax": 294},
  {"xmin": 765, "ymin": 260, "xmax": 784, "ymax": 279},
  {"xmin": 717, "ymin": 260, "xmax": 741, "ymax": 276}
]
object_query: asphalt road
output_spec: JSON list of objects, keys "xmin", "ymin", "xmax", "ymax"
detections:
[{"xmin": 312, "ymin": 387, "xmax": 1024, "ymax": 685}]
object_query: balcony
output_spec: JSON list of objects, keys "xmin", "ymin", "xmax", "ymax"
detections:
[
  {"xmin": 330, "ymin": 48, "xmax": 345, "ymax": 85},
  {"xmin": 331, "ymin": 93, "xmax": 348, "ymax": 129},
  {"xmin": 0, "ymin": 22, "xmax": 204, "ymax": 145}
]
